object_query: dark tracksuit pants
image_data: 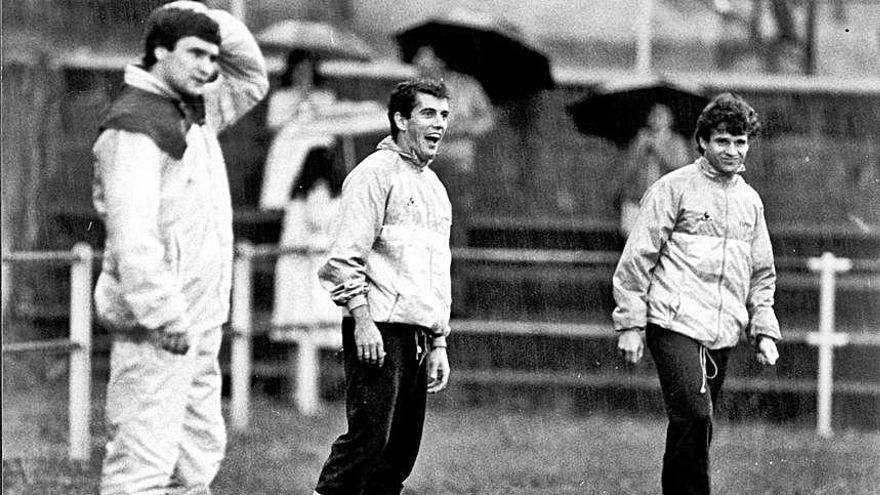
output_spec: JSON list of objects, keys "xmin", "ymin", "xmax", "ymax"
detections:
[
  {"xmin": 315, "ymin": 319, "xmax": 428, "ymax": 495},
  {"xmin": 646, "ymin": 324, "xmax": 732, "ymax": 495}
]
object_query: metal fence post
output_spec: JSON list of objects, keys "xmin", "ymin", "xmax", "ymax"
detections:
[
  {"xmin": 68, "ymin": 243, "xmax": 93, "ymax": 460},
  {"xmin": 230, "ymin": 241, "xmax": 254, "ymax": 432},
  {"xmin": 806, "ymin": 252, "xmax": 852, "ymax": 438}
]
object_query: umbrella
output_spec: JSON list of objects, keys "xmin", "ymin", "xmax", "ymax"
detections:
[
  {"xmin": 395, "ymin": 8, "xmax": 554, "ymax": 103},
  {"xmin": 257, "ymin": 20, "xmax": 376, "ymax": 61},
  {"xmin": 567, "ymin": 79, "xmax": 709, "ymax": 147}
]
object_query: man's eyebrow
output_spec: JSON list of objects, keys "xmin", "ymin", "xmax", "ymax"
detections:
[{"xmin": 190, "ymin": 46, "xmax": 219, "ymax": 56}]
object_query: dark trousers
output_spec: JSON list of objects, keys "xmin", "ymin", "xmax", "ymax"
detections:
[
  {"xmin": 646, "ymin": 324, "xmax": 732, "ymax": 495},
  {"xmin": 315, "ymin": 319, "xmax": 428, "ymax": 495}
]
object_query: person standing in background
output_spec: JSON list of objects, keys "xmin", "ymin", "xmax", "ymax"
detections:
[
  {"xmin": 412, "ymin": 45, "xmax": 495, "ymax": 248},
  {"xmin": 265, "ymin": 49, "xmax": 338, "ymax": 132},
  {"xmin": 618, "ymin": 103, "xmax": 691, "ymax": 238},
  {"xmin": 91, "ymin": 2, "xmax": 268, "ymax": 493},
  {"xmin": 312, "ymin": 79, "xmax": 452, "ymax": 495},
  {"xmin": 270, "ymin": 147, "xmax": 344, "ymax": 330},
  {"xmin": 612, "ymin": 93, "xmax": 781, "ymax": 495}
]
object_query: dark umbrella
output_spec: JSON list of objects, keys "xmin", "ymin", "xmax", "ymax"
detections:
[
  {"xmin": 395, "ymin": 9, "xmax": 554, "ymax": 103},
  {"xmin": 568, "ymin": 79, "xmax": 709, "ymax": 147},
  {"xmin": 257, "ymin": 20, "xmax": 376, "ymax": 61}
]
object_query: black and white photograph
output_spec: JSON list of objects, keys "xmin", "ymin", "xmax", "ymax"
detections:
[{"xmin": 2, "ymin": 1, "xmax": 879, "ymax": 494}]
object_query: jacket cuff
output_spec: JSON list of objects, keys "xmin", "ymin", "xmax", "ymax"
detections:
[
  {"xmin": 161, "ymin": 314, "xmax": 192, "ymax": 335},
  {"xmin": 430, "ymin": 335, "xmax": 447, "ymax": 348},
  {"xmin": 345, "ymin": 294, "xmax": 368, "ymax": 312},
  {"xmin": 616, "ymin": 326, "xmax": 645, "ymax": 333},
  {"xmin": 752, "ymin": 332, "xmax": 779, "ymax": 345}
]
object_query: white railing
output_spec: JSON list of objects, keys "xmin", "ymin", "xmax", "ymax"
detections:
[
  {"xmin": 806, "ymin": 252, "xmax": 855, "ymax": 438},
  {"xmin": 227, "ymin": 243, "xmax": 880, "ymax": 436},
  {"xmin": 227, "ymin": 242, "xmax": 340, "ymax": 430},
  {"xmin": 1, "ymin": 243, "xmax": 94, "ymax": 461},
  {"xmin": 2, "ymin": 243, "xmax": 873, "ymax": 451}
]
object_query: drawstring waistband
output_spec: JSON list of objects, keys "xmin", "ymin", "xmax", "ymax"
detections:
[
  {"xmin": 415, "ymin": 330, "xmax": 428, "ymax": 365},
  {"xmin": 699, "ymin": 346, "xmax": 718, "ymax": 394}
]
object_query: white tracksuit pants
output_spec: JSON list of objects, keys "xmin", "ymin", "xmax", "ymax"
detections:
[{"xmin": 100, "ymin": 326, "xmax": 226, "ymax": 495}]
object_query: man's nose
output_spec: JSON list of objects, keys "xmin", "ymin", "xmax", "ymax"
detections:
[{"xmin": 199, "ymin": 59, "xmax": 218, "ymax": 78}]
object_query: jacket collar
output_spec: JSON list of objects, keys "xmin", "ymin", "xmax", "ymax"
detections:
[
  {"xmin": 376, "ymin": 136, "xmax": 432, "ymax": 169},
  {"xmin": 124, "ymin": 65, "xmax": 206, "ymax": 125},
  {"xmin": 697, "ymin": 156, "xmax": 745, "ymax": 184}
]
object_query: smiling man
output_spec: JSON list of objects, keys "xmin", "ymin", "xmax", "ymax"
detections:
[
  {"xmin": 611, "ymin": 93, "xmax": 781, "ymax": 495},
  {"xmin": 313, "ymin": 79, "xmax": 452, "ymax": 495},
  {"xmin": 91, "ymin": 2, "xmax": 268, "ymax": 493}
]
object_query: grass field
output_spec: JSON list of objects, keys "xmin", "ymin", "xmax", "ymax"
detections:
[{"xmin": 3, "ymin": 363, "xmax": 879, "ymax": 495}]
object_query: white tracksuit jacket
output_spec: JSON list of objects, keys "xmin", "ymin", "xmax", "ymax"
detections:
[{"xmin": 612, "ymin": 157, "xmax": 782, "ymax": 349}]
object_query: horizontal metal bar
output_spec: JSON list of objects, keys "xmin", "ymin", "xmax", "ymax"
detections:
[
  {"xmin": 2, "ymin": 339, "xmax": 81, "ymax": 354},
  {"xmin": 2, "ymin": 250, "xmax": 103, "ymax": 264},
  {"xmin": 452, "ymin": 369, "xmax": 880, "ymax": 396},
  {"xmin": 2, "ymin": 251, "xmax": 82, "ymax": 264},
  {"xmin": 449, "ymin": 320, "xmax": 880, "ymax": 346}
]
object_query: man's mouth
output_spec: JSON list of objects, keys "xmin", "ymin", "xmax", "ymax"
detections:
[{"xmin": 425, "ymin": 133, "xmax": 442, "ymax": 145}]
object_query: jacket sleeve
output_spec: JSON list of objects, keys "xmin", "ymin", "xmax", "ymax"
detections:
[
  {"xmin": 611, "ymin": 179, "xmax": 678, "ymax": 331},
  {"xmin": 94, "ymin": 130, "xmax": 190, "ymax": 331},
  {"xmin": 746, "ymin": 203, "xmax": 782, "ymax": 342},
  {"xmin": 317, "ymin": 164, "xmax": 388, "ymax": 310},
  {"xmin": 204, "ymin": 8, "xmax": 269, "ymax": 133}
]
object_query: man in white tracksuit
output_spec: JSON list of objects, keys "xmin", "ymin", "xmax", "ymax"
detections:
[
  {"xmin": 91, "ymin": 2, "xmax": 268, "ymax": 493},
  {"xmin": 612, "ymin": 93, "xmax": 781, "ymax": 495}
]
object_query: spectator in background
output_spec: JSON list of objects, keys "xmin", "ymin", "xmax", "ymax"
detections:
[
  {"xmin": 618, "ymin": 103, "xmax": 691, "ymax": 238},
  {"xmin": 265, "ymin": 49, "xmax": 338, "ymax": 131},
  {"xmin": 91, "ymin": 2, "xmax": 268, "ymax": 493},
  {"xmin": 270, "ymin": 140, "xmax": 344, "ymax": 330},
  {"xmin": 412, "ymin": 45, "xmax": 494, "ymax": 247},
  {"xmin": 612, "ymin": 93, "xmax": 781, "ymax": 495},
  {"xmin": 260, "ymin": 48, "xmax": 385, "ymax": 329},
  {"xmin": 312, "ymin": 79, "xmax": 452, "ymax": 495}
]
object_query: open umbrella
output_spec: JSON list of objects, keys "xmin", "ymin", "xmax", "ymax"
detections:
[
  {"xmin": 257, "ymin": 20, "xmax": 376, "ymax": 61},
  {"xmin": 568, "ymin": 79, "xmax": 709, "ymax": 147},
  {"xmin": 395, "ymin": 8, "xmax": 554, "ymax": 103}
]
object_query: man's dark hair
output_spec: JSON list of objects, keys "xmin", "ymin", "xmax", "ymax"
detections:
[
  {"xmin": 141, "ymin": 6, "xmax": 221, "ymax": 68},
  {"xmin": 694, "ymin": 92, "xmax": 761, "ymax": 153},
  {"xmin": 387, "ymin": 79, "xmax": 449, "ymax": 140}
]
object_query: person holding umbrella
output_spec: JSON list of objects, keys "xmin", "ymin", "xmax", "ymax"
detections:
[
  {"xmin": 264, "ymin": 48, "xmax": 345, "ymax": 331},
  {"xmin": 618, "ymin": 103, "xmax": 692, "ymax": 238},
  {"xmin": 259, "ymin": 46, "xmax": 385, "ymax": 331},
  {"xmin": 412, "ymin": 45, "xmax": 495, "ymax": 248},
  {"xmin": 265, "ymin": 49, "xmax": 339, "ymax": 131},
  {"xmin": 612, "ymin": 93, "xmax": 781, "ymax": 495}
]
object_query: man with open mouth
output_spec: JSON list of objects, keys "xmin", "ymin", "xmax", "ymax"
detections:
[{"xmin": 312, "ymin": 79, "xmax": 453, "ymax": 495}]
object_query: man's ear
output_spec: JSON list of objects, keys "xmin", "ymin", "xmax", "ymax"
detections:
[
  {"xmin": 154, "ymin": 46, "xmax": 170, "ymax": 62},
  {"xmin": 393, "ymin": 112, "xmax": 408, "ymax": 134},
  {"xmin": 697, "ymin": 136, "xmax": 708, "ymax": 151}
]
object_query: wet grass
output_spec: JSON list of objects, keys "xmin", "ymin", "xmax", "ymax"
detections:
[{"xmin": 4, "ymin": 367, "xmax": 879, "ymax": 495}]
